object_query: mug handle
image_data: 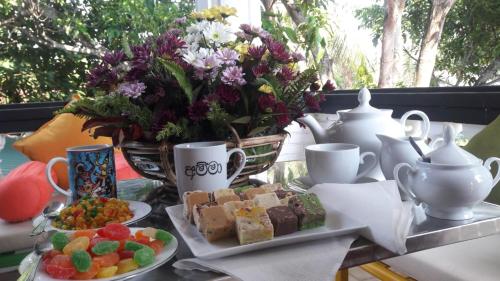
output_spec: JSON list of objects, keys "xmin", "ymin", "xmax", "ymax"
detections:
[
  {"xmin": 394, "ymin": 163, "xmax": 420, "ymax": 204},
  {"xmin": 354, "ymin": 152, "xmax": 377, "ymax": 181},
  {"xmin": 400, "ymin": 110, "xmax": 430, "ymax": 139},
  {"xmin": 46, "ymin": 157, "xmax": 72, "ymax": 199},
  {"xmin": 226, "ymin": 148, "xmax": 247, "ymax": 186},
  {"xmin": 484, "ymin": 157, "xmax": 500, "ymax": 188}
]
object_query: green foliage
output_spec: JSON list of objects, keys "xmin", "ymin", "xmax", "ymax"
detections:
[
  {"xmin": 1, "ymin": 0, "xmax": 195, "ymax": 104},
  {"xmin": 61, "ymin": 95, "xmax": 153, "ymax": 129},
  {"xmin": 158, "ymin": 59, "xmax": 193, "ymax": 103},
  {"xmin": 355, "ymin": 0, "xmax": 500, "ymax": 86},
  {"xmin": 156, "ymin": 119, "xmax": 187, "ymax": 141}
]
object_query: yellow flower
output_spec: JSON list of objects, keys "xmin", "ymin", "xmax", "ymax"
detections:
[
  {"xmin": 287, "ymin": 62, "xmax": 299, "ymax": 71},
  {"xmin": 216, "ymin": 6, "xmax": 237, "ymax": 17},
  {"xmin": 235, "ymin": 43, "xmax": 250, "ymax": 55},
  {"xmin": 258, "ymin": 84, "xmax": 273, "ymax": 94}
]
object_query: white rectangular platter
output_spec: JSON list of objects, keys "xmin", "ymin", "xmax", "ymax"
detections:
[{"xmin": 165, "ymin": 203, "xmax": 364, "ymax": 259}]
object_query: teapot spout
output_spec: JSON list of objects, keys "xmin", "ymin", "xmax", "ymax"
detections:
[
  {"xmin": 298, "ymin": 114, "xmax": 328, "ymax": 144},
  {"xmin": 376, "ymin": 134, "xmax": 404, "ymax": 145}
]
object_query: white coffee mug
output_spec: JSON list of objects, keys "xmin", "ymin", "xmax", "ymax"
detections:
[
  {"xmin": 305, "ymin": 143, "xmax": 377, "ymax": 184},
  {"xmin": 173, "ymin": 141, "xmax": 246, "ymax": 195}
]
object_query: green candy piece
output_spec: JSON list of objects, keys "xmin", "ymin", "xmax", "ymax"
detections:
[
  {"xmin": 155, "ymin": 230, "xmax": 173, "ymax": 244},
  {"xmin": 124, "ymin": 241, "xmax": 145, "ymax": 252},
  {"xmin": 133, "ymin": 246, "xmax": 155, "ymax": 267},
  {"xmin": 50, "ymin": 232, "xmax": 69, "ymax": 251},
  {"xmin": 91, "ymin": 241, "xmax": 119, "ymax": 255},
  {"xmin": 71, "ymin": 250, "xmax": 91, "ymax": 272}
]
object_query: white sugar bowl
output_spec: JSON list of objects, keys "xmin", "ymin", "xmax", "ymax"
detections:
[{"xmin": 394, "ymin": 124, "xmax": 500, "ymax": 220}]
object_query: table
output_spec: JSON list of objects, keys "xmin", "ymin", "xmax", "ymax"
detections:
[{"xmin": 3, "ymin": 161, "xmax": 500, "ymax": 281}]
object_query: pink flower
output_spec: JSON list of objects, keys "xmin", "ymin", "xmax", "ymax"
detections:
[
  {"xmin": 322, "ymin": 79, "xmax": 336, "ymax": 91},
  {"xmin": 277, "ymin": 66, "xmax": 296, "ymax": 84},
  {"xmin": 291, "ymin": 52, "xmax": 305, "ymax": 62},
  {"xmin": 221, "ymin": 66, "xmax": 246, "ymax": 86},
  {"xmin": 188, "ymin": 100, "xmax": 209, "ymax": 122},
  {"xmin": 248, "ymin": 45, "xmax": 266, "ymax": 59},
  {"xmin": 215, "ymin": 48, "xmax": 239, "ymax": 65},
  {"xmin": 274, "ymin": 102, "xmax": 291, "ymax": 127},
  {"xmin": 265, "ymin": 39, "xmax": 290, "ymax": 63},
  {"xmin": 304, "ymin": 92, "xmax": 326, "ymax": 112},
  {"xmin": 214, "ymin": 85, "xmax": 240, "ymax": 105},
  {"xmin": 258, "ymin": 95, "xmax": 276, "ymax": 112},
  {"xmin": 252, "ymin": 63, "xmax": 270, "ymax": 78},
  {"xmin": 117, "ymin": 81, "xmax": 146, "ymax": 99}
]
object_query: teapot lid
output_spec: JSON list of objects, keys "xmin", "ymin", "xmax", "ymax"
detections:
[
  {"xmin": 347, "ymin": 88, "xmax": 384, "ymax": 114},
  {"xmin": 424, "ymin": 124, "xmax": 480, "ymax": 165}
]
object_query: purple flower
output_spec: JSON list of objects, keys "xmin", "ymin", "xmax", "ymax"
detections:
[
  {"xmin": 214, "ymin": 85, "xmax": 240, "ymax": 105},
  {"xmin": 252, "ymin": 63, "xmax": 270, "ymax": 78},
  {"xmin": 152, "ymin": 110, "xmax": 178, "ymax": 133},
  {"xmin": 193, "ymin": 55, "xmax": 221, "ymax": 70},
  {"xmin": 274, "ymin": 102, "xmax": 291, "ymax": 127},
  {"xmin": 304, "ymin": 92, "xmax": 326, "ymax": 112},
  {"xmin": 86, "ymin": 64, "xmax": 118, "ymax": 89},
  {"xmin": 235, "ymin": 31, "xmax": 253, "ymax": 41},
  {"xmin": 117, "ymin": 81, "xmax": 146, "ymax": 99},
  {"xmin": 188, "ymin": 100, "xmax": 209, "ymax": 122},
  {"xmin": 278, "ymin": 66, "xmax": 296, "ymax": 84},
  {"xmin": 265, "ymin": 39, "xmax": 290, "ymax": 63},
  {"xmin": 258, "ymin": 95, "xmax": 276, "ymax": 112},
  {"xmin": 215, "ymin": 48, "xmax": 239, "ymax": 65},
  {"xmin": 131, "ymin": 44, "xmax": 151, "ymax": 70},
  {"xmin": 291, "ymin": 52, "xmax": 305, "ymax": 62},
  {"xmin": 156, "ymin": 31, "xmax": 186, "ymax": 58},
  {"xmin": 310, "ymin": 82, "xmax": 321, "ymax": 91},
  {"xmin": 174, "ymin": 17, "xmax": 187, "ymax": 25},
  {"xmin": 103, "ymin": 51, "xmax": 125, "ymax": 66},
  {"xmin": 322, "ymin": 79, "xmax": 336, "ymax": 91},
  {"xmin": 239, "ymin": 24, "xmax": 253, "ymax": 34},
  {"xmin": 221, "ymin": 66, "xmax": 246, "ymax": 86},
  {"xmin": 248, "ymin": 45, "xmax": 266, "ymax": 59}
]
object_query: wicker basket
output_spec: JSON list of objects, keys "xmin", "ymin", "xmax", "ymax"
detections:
[{"xmin": 121, "ymin": 132, "xmax": 287, "ymax": 187}]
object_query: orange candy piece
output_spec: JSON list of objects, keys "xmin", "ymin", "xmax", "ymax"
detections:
[
  {"xmin": 72, "ymin": 230, "xmax": 97, "ymax": 240},
  {"xmin": 147, "ymin": 240, "xmax": 165, "ymax": 255},
  {"xmin": 71, "ymin": 261, "xmax": 100, "ymax": 280},
  {"xmin": 92, "ymin": 252, "xmax": 120, "ymax": 267}
]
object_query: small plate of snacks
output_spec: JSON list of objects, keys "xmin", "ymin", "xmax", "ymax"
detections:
[
  {"xmin": 165, "ymin": 183, "xmax": 364, "ymax": 259},
  {"xmin": 19, "ymin": 224, "xmax": 177, "ymax": 280},
  {"xmin": 33, "ymin": 197, "xmax": 152, "ymax": 232}
]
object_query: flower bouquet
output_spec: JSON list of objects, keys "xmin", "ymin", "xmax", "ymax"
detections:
[{"xmin": 63, "ymin": 6, "xmax": 333, "ymax": 185}]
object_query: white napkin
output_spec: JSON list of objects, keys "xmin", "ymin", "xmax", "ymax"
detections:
[
  {"xmin": 310, "ymin": 180, "xmax": 414, "ymax": 254},
  {"xmin": 174, "ymin": 180, "xmax": 413, "ymax": 281},
  {"xmin": 174, "ymin": 235, "xmax": 355, "ymax": 281}
]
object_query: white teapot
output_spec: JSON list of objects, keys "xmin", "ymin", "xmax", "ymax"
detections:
[
  {"xmin": 299, "ymin": 87, "xmax": 430, "ymax": 180},
  {"xmin": 394, "ymin": 124, "xmax": 500, "ymax": 220}
]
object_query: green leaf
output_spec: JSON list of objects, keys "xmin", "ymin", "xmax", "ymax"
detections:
[
  {"xmin": 159, "ymin": 59, "xmax": 193, "ymax": 103},
  {"xmin": 247, "ymin": 126, "xmax": 270, "ymax": 137},
  {"xmin": 283, "ymin": 27, "xmax": 298, "ymax": 43},
  {"xmin": 231, "ymin": 116, "xmax": 251, "ymax": 124},
  {"xmin": 255, "ymin": 76, "xmax": 283, "ymax": 97}
]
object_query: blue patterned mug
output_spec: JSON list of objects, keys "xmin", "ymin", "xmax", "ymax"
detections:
[{"xmin": 45, "ymin": 145, "xmax": 117, "ymax": 203}]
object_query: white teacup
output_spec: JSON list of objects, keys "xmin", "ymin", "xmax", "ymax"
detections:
[
  {"xmin": 305, "ymin": 143, "xmax": 377, "ymax": 184},
  {"xmin": 173, "ymin": 141, "xmax": 246, "ymax": 196}
]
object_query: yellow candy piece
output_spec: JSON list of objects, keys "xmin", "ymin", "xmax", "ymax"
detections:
[
  {"xmin": 96, "ymin": 266, "xmax": 118, "ymax": 278},
  {"xmin": 116, "ymin": 258, "xmax": 139, "ymax": 274},
  {"xmin": 63, "ymin": 236, "xmax": 90, "ymax": 255}
]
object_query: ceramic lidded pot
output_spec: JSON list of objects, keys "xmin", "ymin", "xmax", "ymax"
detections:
[
  {"xmin": 394, "ymin": 124, "xmax": 500, "ymax": 220},
  {"xmin": 299, "ymin": 87, "xmax": 430, "ymax": 180}
]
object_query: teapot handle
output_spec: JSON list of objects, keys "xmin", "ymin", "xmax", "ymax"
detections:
[
  {"xmin": 400, "ymin": 110, "xmax": 430, "ymax": 140},
  {"xmin": 394, "ymin": 163, "xmax": 421, "ymax": 204},
  {"xmin": 484, "ymin": 157, "xmax": 500, "ymax": 188}
]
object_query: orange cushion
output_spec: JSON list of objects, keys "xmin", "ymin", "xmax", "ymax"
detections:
[
  {"xmin": 115, "ymin": 152, "xmax": 141, "ymax": 180},
  {"xmin": 0, "ymin": 161, "xmax": 57, "ymax": 222},
  {"xmin": 13, "ymin": 113, "xmax": 112, "ymax": 189}
]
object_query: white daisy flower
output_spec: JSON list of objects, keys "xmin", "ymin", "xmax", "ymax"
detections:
[{"xmin": 204, "ymin": 22, "xmax": 236, "ymax": 45}]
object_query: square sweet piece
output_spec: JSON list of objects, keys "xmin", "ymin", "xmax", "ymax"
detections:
[
  {"xmin": 183, "ymin": 191, "xmax": 210, "ymax": 223},
  {"xmin": 288, "ymin": 193, "xmax": 326, "ymax": 230},
  {"xmin": 242, "ymin": 187, "xmax": 266, "ymax": 200},
  {"xmin": 216, "ymin": 194, "xmax": 241, "ymax": 205},
  {"xmin": 280, "ymin": 197, "xmax": 290, "ymax": 206},
  {"xmin": 199, "ymin": 205, "xmax": 233, "ymax": 242},
  {"xmin": 235, "ymin": 207, "xmax": 274, "ymax": 245},
  {"xmin": 223, "ymin": 200, "xmax": 254, "ymax": 223},
  {"xmin": 266, "ymin": 206, "xmax": 298, "ymax": 236},
  {"xmin": 193, "ymin": 202, "xmax": 218, "ymax": 231},
  {"xmin": 261, "ymin": 183, "xmax": 283, "ymax": 193},
  {"xmin": 213, "ymin": 189, "xmax": 236, "ymax": 201},
  {"xmin": 253, "ymin": 193, "xmax": 281, "ymax": 209}
]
